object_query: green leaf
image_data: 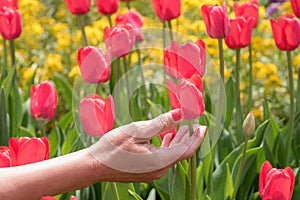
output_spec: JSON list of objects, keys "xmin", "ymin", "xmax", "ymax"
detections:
[
  {"xmin": 53, "ymin": 74, "xmax": 73, "ymax": 109},
  {"xmin": 102, "ymin": 182, "xmax": 136, "ymax": 200},
  {"xmin": 296, "ymin": 69, "xmax": 300, "ymax": 112},
  {"xmin": 8, "ymin": 78, "xmax": 22, "ymax": 137},
  {"xmin": 224, "ymin": 77, "xmax": 235, "ymax": 129},
  {"xmin": 225, "ymin": 163, "xmax": 233, "ymax": 199},
  {"xmin": 2, "ymin": 65, "xmax": 16, "ymax": 101},
  {"xmin": 61, "ymin": 125, "xmax": 80, "ymax": 155},
  {"xmin": 154, "ymin": 170, "xmax": 170, "ymax": 200},
  {"xmin": 128, "ymin": 189, "xmax": 143, "ymax": 200},
  {"xmin": 146, "ymin": 189, "xmax": 156, "ymax": 200},
  {"xmin": 0, "ymin": 88, "xmax": 9, "ymax": 146},
  {"xmin": 196, "ymin": 161, "xmax": 204, "ymax": 200},
  {"xmin": 169, "ymin": 163, "xmax": 186, "ymax": 200}
]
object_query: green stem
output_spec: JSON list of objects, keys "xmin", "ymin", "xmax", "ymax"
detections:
[
  {"xmin": 123, "ymin": 57, "xmax": 131, "ymax": 101},
  {"xmin": 162, "ymin": 21, "xmax": 167, "ymax": 49},
  {"xmin": 218, "ymin": 38, "xmax": 225, "ymax": 83},
  {"xmin": 3, "ymin": 39, "xmax": 8, "ymax": 73},
  {"xmin": 9, "ymin": 39, "xmax": 15, "ymax": 67},
  {"xmin": 284, "ymin": 51, "xmax": 294, "ymax": 166},
  {"xmin": 231, "ymin": 136, "xmax": 248, "ymax": 200},
  {"xmin": 107, "ymin": 15, "xmax": 113, "ymax": 28},
  {"xmin": 188, "ymin": 121, "xmax": 196, "ymax": 200},
  {"xmin": 167, "ymin": 20, "xmax": 174, "ymax": 41},
  {"xmin": 126, "ymin": 2, "xmax": 131, "ymax": 10},
  {"xmin": 78, "ymin": 15, "xmax": 89, "ymax": 46},
  {"xmin": 135, "ymin": 43, "xmax": 145, "ymax": 84},
  {"xmin": 235, "ymin": 49, "xmax": 242, "ymax": 143},
  {"xmin": 247, "ymin": 43, "xmax": 253, "ymax": 113}
]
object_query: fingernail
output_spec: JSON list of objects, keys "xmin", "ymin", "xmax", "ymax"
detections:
[{"xmin": 171, "ymin": 109, "xmax": 182, "ymax": 121}]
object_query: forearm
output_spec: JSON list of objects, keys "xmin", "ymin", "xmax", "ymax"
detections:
[{"xmin": 0, "ymin": 149, "xmax": 98, "ymax": 200}]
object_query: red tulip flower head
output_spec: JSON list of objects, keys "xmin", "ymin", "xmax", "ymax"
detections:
[
  {"xmin": 259, "ymin": 161, "xmax": 295, "ymax": 200},
  {"xmin": 42, "ymin": 195, "xmax": 77, "ymax": 200},
  {"xmin": 167, "ymin": 74, "xmax": 205, "ymax": 120},
  {"xmin": 65, "ymin": 0, "xmax": 91, "ymax": 15},
  {"xmin": 151, "ymin": 0, "xmax": 181, "ymax": 21},
  {"xmin": 96, "ymin": 0, "xmax": 118, "ymax": 16},
  {"xmin": 0, "ymin": 147, "xmax": 11, "ymax": 167},
  {"xmin": 291, "ymin": 0, "xmax": 300, "ymax": 18},
  {"xmin": 225, "ymin": 17, "xmax": 254, "ymax": 49},
  {"xmin": 270, "ymin": 14, "xmax": 300, "ymax": 51},
  {"xmin": 80, "ymin": 94, "xmax": 115, "ymax": 136},
  {"xmin": 0, "ymin": 0, "xmax": 18, "ymax": 10},
  {"xmin": 116, "ymin": 10, "xmax": 144, "ymax": 42},
  {"xmin": 234, "ymin": 0, "xmax": 259, "ymax": 28},
  {"xmin": 77, "ymin": 46, "xmax": 111, "ymax": 84},
  {"xmin": 30, "ymin": 81, "xmax": 58, "ymax": 121},
  {"xmin": 0, "ymin": 7, "xmax": 22, "ymax": 40},
  {"xmin": 164, "ymin": 40, "xmax": 206, "ymax": 79},
  {"xmin": 160, "ymin": 128, "xmax": 176, "ymax": 140},
  {"xmin": 104, "ymin": 23, "xmax": 136, "ymax": 57},
  {"xmin": 201, "ymin": 2, "xmax": 230, "ymax": 39},
  {"xmin": 9, "ymin": 137, "xmax": 50, "ymax": 166}
]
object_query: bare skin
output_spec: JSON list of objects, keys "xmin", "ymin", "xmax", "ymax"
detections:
[{"xmin": 0, "ymin": 109, "xmax": 207, "ymax": 200}]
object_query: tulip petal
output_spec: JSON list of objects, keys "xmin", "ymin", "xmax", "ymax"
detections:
[
  {"xmin": 259, "ymin": 161, "xmax": 273, "ymax": 196},
  {"xmin": 285, "ymin": 167, "xmax": 295, "ymax": 199},
  {"xmin": 166, "ymin": 79, "xmax": 180, "ymax": 110}
]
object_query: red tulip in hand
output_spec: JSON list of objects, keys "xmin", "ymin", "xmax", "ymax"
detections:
[
  {"xmin": 77, "ymin": 46, "xmax": 111, "ymax": 84},
  {"xmin": 96, "ymin": 0, "xmax": 118, "ymax": 16},
  {"xmin": 30, "ymin": 81, "xmax": 58, "ymax": 121},
  {"xmin": 201, "ymin": 2, "xmax": 230, "ymax": 39},
  {"xmin": 259, "ymin": 161, "xmax": 295, "ymax": 200},
  {"xmin": 104, "ymin": 24, "xmax": 136, "ymax": 58},
  {"xmin": 270, "ymin": 14, "xmax": 300, "ymax": 51},
  {"xmin": 9, "ymin": 137, "xmax": 50, "ymax": 166},
  {"xmin": 233, "ymin": 0, "xmax": 259, "ymax": 28},
  {"xmin": 151, "ymin": 0, "xmax": 181, "ymax": 21},
  {"xmin": 167, "ymin": 74, "xmax": 205, "ymax": 120},
  {"xmin": 164, "ymin": 40, "xmax": 206, "ymax": 79},
  {"xmin": 65, "ymin": 0, "xmax": 91, "ymax": 15},
  {"xmin": 0, "ymin": 7, "xmax": 22, "ymax": 40},
  {"xmin": 225, "ymin": 17, "xmax": 254, "ymax": 49},
  {"xmin": 80, "ymin": 94, "xmax": 115, "ymax": 136}
]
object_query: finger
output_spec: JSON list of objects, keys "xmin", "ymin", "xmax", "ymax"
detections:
[
  {"xmin": 169, "ymin": 125, "xmax": 188, "ymax": 146},
  {"xmin": 117, "ymin": 109, "xmax": 182, "ymax": 139},
  {"xmin": 161, "ymin": 133, "xmax": 174, "ymax": 147}
]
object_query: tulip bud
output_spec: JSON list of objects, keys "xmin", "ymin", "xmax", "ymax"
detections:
[
  {"xmin": 65, "ymin": 0, "xmax": 91, "ymax": 15},
  {"xmin": 242, "ymin": 112, "xmax": 255, "ymax": 136},
  {"xmin": 151, "ymin": 0, "xmax": 181, "ymax": 21},
  {"xmin": 96, "ymin": 0, "xmax": 118, "ymax": 16},
  {"xmin": 0, "ymin": 7, "xmax": 22, "ymax": 40}
]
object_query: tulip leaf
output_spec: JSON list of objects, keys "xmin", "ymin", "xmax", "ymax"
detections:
[
  {"xmin": 61, "ymin": 125, "xmax": 80, "ymax": 155},
  {"xmin": 8, "ymin": 78, "xmax": 22, "ymax": 137},
  {"xmin": 53, "ymin": 74, "xmax": 73, "ymax": 109},
  {"xmin": 296, "ymin": 69, "xmax": 300, "ymax": 112},
  {"xmin": 0, "ymin": 88, "xmax": 9, "ymax": 146},
  {"xmin": 102, "ymin": 182, "xmax": 136, "ymax": 200},
  {"xmin": 224, "ymin": 77, "xmax": 235, "ymax": 129},
  {"xmin": 128, "ymin": 189, "xmax": 143, "ymax": 200},
  {"xmin": 225, "ymin": 163, "xmax": 233, "ymax": 199},
  {"xmin": 2, "ymin": 64, "xmax": 16, "ymax": 102},
  {"xmin": 153, "ymin": 170, "xmax": 170, "ymax": 200},
  {"xmin": 169, "ymin": 162, "xmax": 186, "ymax": 200},
  {"xmin": 196, "ymin": 161, "xmax": 204, "ymax": 200},
  {"xmin": 146, "ymin": 189, "xmax": 156, "ymax": 200}
]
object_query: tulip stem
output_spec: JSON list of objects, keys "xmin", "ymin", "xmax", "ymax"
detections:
[
  {"xmin": 123, "ymin": 57, "xmax": 131, "ymax": 100},
  {"xmin": 107, "ymin": 15, "xmax": 113, "ymax": 28},
  {"xmin": 235, "ymin": 49, "xmax": 243, "ymax": 143},
  {"xmin": 218, "ymin": 38, "xmax": 225, "ymax": 83},
  {"xmin": 162, "ymin": 21, "xmax": 167, "ymax": 49},
  {"xmin": 9, "ymin": 39, "xmax": 16, "ymax": 67},
  {"xmin": 167, "ymin": 20, "xmax": 174, "ymax": 41},
  {"xmin": 3, "ymin": 39, "xmax": 8, "ymax": 74},
  {"xmin": 135, "ymin": 43, "xmax": 145, "ymax": 84},
  {"xmin": 247, "ymin": 43, "xmax": 253, "ymax": 113},
  {"xmin": 78, "ymin": 15, "xmax": 89, "ymax": 46},
  {"xmin": 126, "ymin": 2, "xmax": 131, "ymax": 10},
  {"xmin": 285, "ymin": 51, "xmax": 294, "ymax": 166},
  {"xmin": 232, "ymin": 135, "xmax": 248, "ymax": 200},
  {"xmin": 188, "ymin": 121, "xmax": 196, "ymax": 200}
]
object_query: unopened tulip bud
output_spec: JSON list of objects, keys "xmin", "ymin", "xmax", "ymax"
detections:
[{"xmin": 243, "ymin": 112, "xmax": 255, "ymax": 136}]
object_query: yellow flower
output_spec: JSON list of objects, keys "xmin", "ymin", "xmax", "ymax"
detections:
[
  {"xmin": 69, "ymin": 66, "xmax": 80, "ymax": 78},
  {"xmin": 22, "ymin": 67, "xmax": 35, "ymax": 82}
]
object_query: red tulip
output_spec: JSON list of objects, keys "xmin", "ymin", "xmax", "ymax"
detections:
[
  {"xmin": 259, "ymin": 161, "xmax": 295, "ymax": 200},
  {"xmin": 225, "ymin": 17, "xmax": 254, "ymax": 49},
  {"xmin": 116, "ymin": 10, "xmax": 144, "ymax": 41},
  {"xmin": 151, "ymin": 0, "xmax": 181, "ymax": 21},
  {"xmin": 233, "ymin": 0, "xmax": 259, "ymax": 28},
  {"xmin": 30, "ymin": 81, "xmax": 58, "ymax": 121},
  {"xmin": 104, "ymin": 23, "xmax": 136, "ymax": 57},
  {"xmin": 201, "ymin": 2, "xmax": 230, "ymax": 39},
  {"xmin": 166, "ymin": 74, "xmax": 205, "ymax": 120},
  {"xmin": 77, "ymin": 46, "xmax": 111, "ymax": 83},
  {"xmin": 164, "ymin": 40, "xmax": 206, "ymax": 79},
  {"xmin": 80, "ymin": 94, "xmax": 115, "ymax": 136},
  {"xmin": 0, "ymin": 7, "xmax": 22, "ymax": 40},
  {"xmin": 291, "ymin": 0, "xmax": 300, "ymax": 18},
  {"xmin": 42, "ymin": 195, "xmax": 77, "ymax": 200},
  {"xmin": 270, "ymin": 14, "xmax": 300, "ymax": 51},
  {"xmin": 9, "ymin": 137, "xmax": 49, "ymax": 166},
  {"xmin": 0, "ymin": 146, "xmax": 11, "ymax": 167},
  {"xmin": 160, "ymin": 128, "xmax": 176, "ymax": 140},
  {"xmin": 0, "ymin": 0, "xmax": 18, "ymax": 10},
  {"xmin": 96, "ymin": 0, "xmax": 118, "ymax": 16},
  {"xmin": 65, "ymin": 0, "xmax": 91, "ymax": 15}
]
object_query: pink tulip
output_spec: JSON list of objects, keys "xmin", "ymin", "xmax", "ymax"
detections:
[
  {"xmin": 259, "ymin": 161, "xmax": 295, "ymax": 200},
  {"xmin": 0, "ymin": 146, "xmax": 11, "ymax": 167},
  {"xmin": 65, "ymin": 0, "xmax": 91, "ymax": 15},
  {"xmin": 270, "ymin": 14, "xmax": 300, "ymax": 51},
  {"xmin": 30, "ymin": 81, "xmax": 58, "ymax": 121},
  {"xmin": 201, "ymin": 2, "xmax": 230, "ymax": 39},
  {"xmin": 96, "ymin": 0, "xmax": 118, "ymax": 16},
  {"xmin": 80, "ymin": 94, "xmax": 115, "ymax": 136},
  {"xmin": 0, "ymin": 0, "xmax": 18, "ymax": 10},
  {"xmin": 0, "ymin": 7, "xmax": 22, "ymax": 40},
  {"xmin": 164, "ymin": 40, "xmax": 206, "ymax": 79},
  {"xmin": 233, "ymin": 0, "xmax": 259, "ymax": 28},
  {"xmin": 9, "ymin": 137, "xmax": 50, "ymax": 166},
  {"xmin": 151, "ymin": 0, "xmax": 181, "ymax": 21},
  {"xmin": 77, "ymin": 46, "xmax": 111, "ymax": 83},
  {"xmin": 104, "ymin": 23, "xmax": 136, "ymax": 58},
  {"xmin": 116, "ymin": 10, "xmax": 144, "ymax": 41},
  {"xmin": 166, "ymin": 74, "xmax": 205, "ymax": 120},
  {"xmin": 225, "ymin": 17, "xmax": 254, "ymax": 49}
]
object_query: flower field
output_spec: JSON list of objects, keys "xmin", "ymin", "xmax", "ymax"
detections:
[{"xmin": 0, "ymin": 0, "xmax": 300, "ymax": 199}]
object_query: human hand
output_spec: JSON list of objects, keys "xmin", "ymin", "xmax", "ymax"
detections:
[{"xmin": 87, "ymin": 109, "xmax": 207, "ymax": 183}]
